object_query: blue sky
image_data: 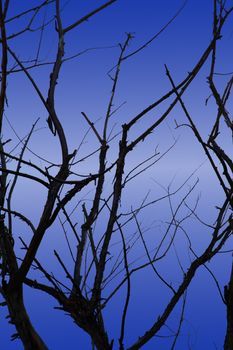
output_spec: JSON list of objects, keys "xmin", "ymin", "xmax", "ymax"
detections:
[{"xmin": 1, "ymin": 1, "xmax": 233, "ymax": 349}]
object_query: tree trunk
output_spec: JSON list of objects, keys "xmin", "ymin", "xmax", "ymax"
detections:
[
  {"xmin": 66, "ymin": 298, "xmax": 113, "ymax": 350},
  {"xmin": 4, "ymin": 284, "xmax": 48, "ymax": 350},
  {"xmin": 224, "ymin": 260, "xmax": 233, "ymax": 350},
  {"xmin": 74, "ymin": 313, "xmax": 113, "ymax": 350}
]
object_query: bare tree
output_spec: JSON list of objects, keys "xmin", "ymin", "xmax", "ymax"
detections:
[{"xmin": 0, "ymin": 1, "xmax": 232, "ymax": 349}]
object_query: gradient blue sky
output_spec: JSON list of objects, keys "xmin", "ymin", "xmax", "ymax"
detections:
[{"xmin": 1, "ymin": 1, "xmax": 232, "ymax": 349}]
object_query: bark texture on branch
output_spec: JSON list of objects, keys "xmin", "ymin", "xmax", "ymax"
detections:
[
  {"xmin": 224, "ymin": 260, "xmax": 233, "ymax": 350},
  {"xmin": 3, "ymin": 285, "xmax": 48, "ymax": 350}
]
